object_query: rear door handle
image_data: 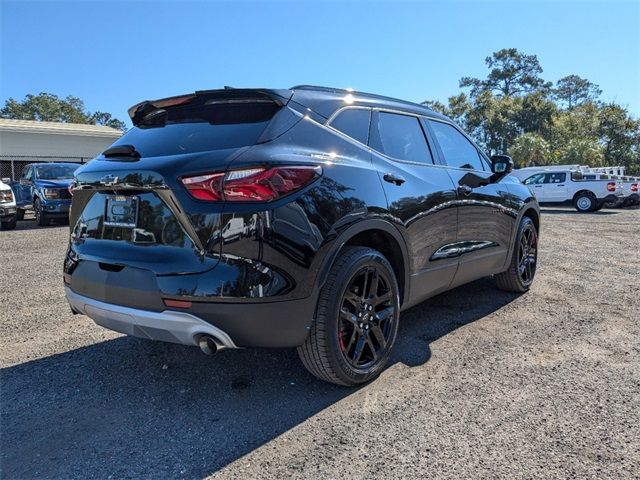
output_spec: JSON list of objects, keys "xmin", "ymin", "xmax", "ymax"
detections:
[
  {"xmin": 383, "ymin": 173, "xmax": 405, "ymax": 185},
  {"xmin": 457, "ymin": 185, "xmax": 473, "ymax": 195}
]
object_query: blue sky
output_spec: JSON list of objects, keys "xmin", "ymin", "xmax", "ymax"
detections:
[{"xmin": 2, "ymin": 1, "xmax": 639, "ymax": 126}]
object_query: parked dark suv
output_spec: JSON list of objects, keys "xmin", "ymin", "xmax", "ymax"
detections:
[{"xmin": 64, "ymin": 86, "xmax": 539, "ymax": 386}]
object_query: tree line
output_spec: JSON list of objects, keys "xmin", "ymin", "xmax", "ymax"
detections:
[
  {"xmin": 0, "ymin": 93, "xmax": 127, "ymax": 131},
  {"xmin": 423, "ymin": 48, "xmax": 640, "ymax": 175}
]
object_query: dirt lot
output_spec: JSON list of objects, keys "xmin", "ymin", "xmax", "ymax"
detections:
[{"xmin": 1, "ymin": 207, "xmax": 639, "ymax": 479}]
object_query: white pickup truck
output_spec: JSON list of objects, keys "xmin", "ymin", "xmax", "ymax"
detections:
[
  {"xmin": 512, "ymin": 168, "xmax": 624, "ymax": 212},
  {"xmin": 620, "ymin": 176, "xmax": 640, "ymax": 207},
  {"xmin": 0, "ymin": 177, "xmax": 17, "ymax": 230}
]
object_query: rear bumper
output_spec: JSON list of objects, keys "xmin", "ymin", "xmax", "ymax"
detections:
[
  {"xmin": 65, "ymin": 286, "xmax": 238, "ymax": 348},
  {"xmin": 64, "ymin": 268, "xmax": 317, "ymax": 348}
]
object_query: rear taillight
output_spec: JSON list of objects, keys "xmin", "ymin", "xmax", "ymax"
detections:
[
  {"xmin": 632, "ymin": 184, "xmax": 638, "ymax": 192},
  {"xmin": 607, "ymin": 182, "xmax": 616, "ymax": 192},
  {"xmin": 181, "ymin": 166, "xmax": 321, "ymax": 202}
]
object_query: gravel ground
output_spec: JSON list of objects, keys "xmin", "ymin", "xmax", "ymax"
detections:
[{"xmin": 1, "ymin": 207, "xmax": 639, "ymax": 479}]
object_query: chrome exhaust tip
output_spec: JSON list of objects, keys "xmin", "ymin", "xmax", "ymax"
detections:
[{"xmin": 198, "ymin": 335, "xmax": 224, "ymax": 355}]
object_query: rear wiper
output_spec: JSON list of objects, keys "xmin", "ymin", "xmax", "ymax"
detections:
[{"xmin": 103, "ymin": 144, "xmax": 142, "ymax": 159}]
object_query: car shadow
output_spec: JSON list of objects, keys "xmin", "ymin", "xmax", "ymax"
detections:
[
  {"xmin": 11, "ymin": 216, "xmax": 69, "ymax": 230},
  {"xmin": 540, "ymin": 208, "xmax": 619, "ymax": 215},
  {"xmin": 0, "ymin": 278, "xmax": 519, "ymax": 478}
]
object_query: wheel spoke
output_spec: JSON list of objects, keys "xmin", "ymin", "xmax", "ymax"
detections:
[
  {"xmin": 340, "ymin": 308, "xmax": 358, "ymax": 326},
  {"xmin": 344, "ymin": 329, "xmax": 357, "ymax": 352},
  {"xmin": 365, "ymin": 334, "xmax": 378, "ymax": 362},
  {"xmin": 375, "ymin": 290, "xmax": 392, "ymax": 306},
  {"xmin": 368, "ymin": 270, "xmax": 379, "ymax": 299},
  {"xmin": 375, "ymin": 306, "xmax": 394, "ymax": 322},
  {"xmin": 370, "ymin": 325, "xmax": 387, "ymax": 349},
  {"xmin": 360, "ymin": 268, "xmax": 370, "ymax": 300},
  {"xmin": 352, "ymin": 335, "xmax": 366, "ymax": 364},
  {"xmin": 344, "ymin": 291, "xmax": 361, "ymax": 308}
]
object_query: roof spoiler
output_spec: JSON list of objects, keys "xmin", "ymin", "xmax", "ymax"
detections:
[{"xmin": 127, "ymin": 88, "xmax": 293, "ymax": 127}]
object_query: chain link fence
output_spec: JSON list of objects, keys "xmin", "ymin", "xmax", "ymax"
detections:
[{"xmin": 0, "ymin": 156, "xmax": 90, "ymax": 181}]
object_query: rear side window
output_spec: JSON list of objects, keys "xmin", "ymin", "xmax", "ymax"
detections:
[
  {"xmin": 329, "ymin": 108, "xmax": 371, "ymax": 145},
  {"xmin": 109, "ymin": 101, "xmax": 280, "ymax": 158},
  {"xmin": 428, "ymin": 120, "xmax": 484, "ymax": 171},
  {"xmin": 371, "ymin": 112, "xmax": 433, "ymax": 164},
  {"xmin": 544, "ymin": 172, "xmax": 566, "ymax": 183}
]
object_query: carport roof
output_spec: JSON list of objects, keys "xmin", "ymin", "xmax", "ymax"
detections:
[{"xmin": 0, "ymin": 118, "xmax": 123, "ymax": 137}]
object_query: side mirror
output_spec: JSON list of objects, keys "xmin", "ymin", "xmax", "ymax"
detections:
[
  {"xmin": 1, "ymin": 177, "xmax": 10, "ymax": 184},
  {"xmin": 490, "ymin": 155, "xmax": 513, "ymax": 181}
]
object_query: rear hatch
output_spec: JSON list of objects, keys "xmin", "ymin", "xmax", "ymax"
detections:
[{"xmin": 70, "ymin": 89, "xmax": 294, "ymax": 275}]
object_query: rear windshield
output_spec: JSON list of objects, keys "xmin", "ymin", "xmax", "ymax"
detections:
[{"xmin": 109, "ymin": 101, "xmax": 279, "ymax": 157}]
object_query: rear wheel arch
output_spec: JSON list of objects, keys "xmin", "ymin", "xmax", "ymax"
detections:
[
  {"xmin": 522, "ymin": 207, "xmax": 539, "ymax": 233},
  {"xmin": 572, "ymin": 189, "xmax": 596, "ymax": 201},
  {"xmin": 316, "ymin": 220, "xmax": 410, "ymax": 307},
  {"xmin": 502, "ymin": 202, "xmax": 539, "ymax": 271}
]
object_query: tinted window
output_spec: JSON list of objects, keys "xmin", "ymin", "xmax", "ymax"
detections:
[
  {"xmin": 110, "ymin": 102, "xmax": 279, "ymax": 158},
  {"xmin": 372, "ymin": 112, "xmax": 433, "ymax": 164},
  {"xmin": 524, "ymin": 173, "xmax": 545, "ymax": 185},
  {"xmin": 544, "ymin": 172, "xmax": 566, "ymax": 183},
  {"xmin": 428, "ymin": 120, "xmax": 484, "ymax": 171},
  {"xmin": 329, "ymin": 108, "xmax": 371, "ymax": 144},
  {"xmin": 22, "ymin": 166, "xmax": 32, "ymax": 180}
]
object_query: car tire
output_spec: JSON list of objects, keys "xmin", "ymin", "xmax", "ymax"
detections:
[
  {"xmin": 574, "ymin": 192, "xmax": 597, "ymax": 212},
  {"xmin": 34, "ymin": 198, "xmax": 48, "ymax": 226},
  {"xmin": 1, "ymin": 217, "xmax": 17, "ymax": 230},
  {"xmin": 496, "ymin": 216, "xmax": 538, "ymax": 293},
  {"xmin": 297, "ymin": 246, "xmax": 400, "ymax": 386},
  {"xmin": 16, "ymin": 209, "xmax": 25, "ymax": 221}
]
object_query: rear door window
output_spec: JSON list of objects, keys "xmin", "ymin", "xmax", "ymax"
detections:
[
  {"xmin": 428, "ymin": 120, "xmax": 484, "ymax": 171},
  {"xmin": 109, "ymin": 101, "xmax": 280, "ymax": 158},
  {"xmin": 544, "ymin": 172, "xmax": 566, "ymax": 183},
  {"xmin": 329, "ymin": 108, "xmax": 371, "ymax": 145},
  {"xmin": 370, "ymin": 111, "xmax": 434, "ymax": 164}
]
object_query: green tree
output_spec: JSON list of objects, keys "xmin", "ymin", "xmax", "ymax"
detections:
[
  {"xmin": 598, "ymin": 103, "xmax": 640, "ymax": 173},
  {"xmin": 460, "ymin": 48, "xmax": 551, "ymax": 98},
  {"xmin": 0, "ymin": 92, "xmax": 127, "ymax": 131},
  {"xmin": 509, "ymin": 133, "xmax": 551, "ymax": 167},
  {"xmin": 553, "ymin": 75, "xmax": 602, "ymax": 110}
]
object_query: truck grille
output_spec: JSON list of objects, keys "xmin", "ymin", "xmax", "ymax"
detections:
[{"xmin": 58, "ymin": 188, "xmax": 72, "ymax": 200}]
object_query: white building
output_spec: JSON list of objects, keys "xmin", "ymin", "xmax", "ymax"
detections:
[{"xmin": 0, "ymin": 118, "xmax": 123, "ymax": 158}]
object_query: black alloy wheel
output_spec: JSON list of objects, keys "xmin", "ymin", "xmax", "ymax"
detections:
[
  {"xmin": 495, "ymin": 216, "xmax": 538, "ymax": 292},
  {"xmin": 298, "ymin": 246, "xmax": 400, "ymax": 386},
  {"xmin": 338, "ymin": 266, "xmax": 396, "ymax": 370},
  {"xmin": 517, "ymin": 221, "xmax": 537, "ymax": 287}
]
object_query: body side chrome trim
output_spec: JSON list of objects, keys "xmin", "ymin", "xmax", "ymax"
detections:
[{"xmin": 430, "ymin": 240, "xmax": 499, "ymax": 260}]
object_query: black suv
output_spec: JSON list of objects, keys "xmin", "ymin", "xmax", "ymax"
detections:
[{"xmin": 65, "ymin": 86, "xmax": 539, "ymax": 386}]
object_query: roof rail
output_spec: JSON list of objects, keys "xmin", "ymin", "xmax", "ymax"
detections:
[{"xmin": 289, "ymin": 84, "xmax": 438, "ymax": 115}]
